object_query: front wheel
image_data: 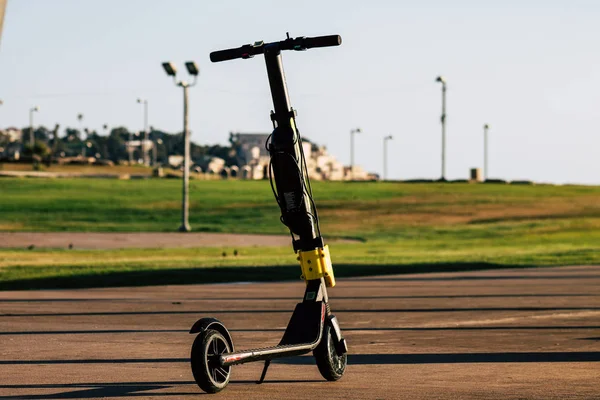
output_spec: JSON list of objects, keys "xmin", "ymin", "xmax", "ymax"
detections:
[
  {"xmin": 313, "ymin": 323, "xmax": 347, "ymax": 381},
  {"xmin": 191, "ymin": 329, "xmax": 232, "ymax": 393}
]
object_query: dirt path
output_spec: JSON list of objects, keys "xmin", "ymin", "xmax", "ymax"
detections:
[{"xmin": 0, "ymin": 232, "xmax": 301, "ymax": 249}]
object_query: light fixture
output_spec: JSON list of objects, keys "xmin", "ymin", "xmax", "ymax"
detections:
[
  {"xmin": 185, "ymin": 61, "xmax": 199, "ymax": 76},
  {"xmin": 162, "ymin": 62, "xmax": 177, "ymax": 77}
]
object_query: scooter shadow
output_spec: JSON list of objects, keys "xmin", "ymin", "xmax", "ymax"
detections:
[{"xmin": 231, "ymin": 380, "xmax": 323, "ymax": 384}]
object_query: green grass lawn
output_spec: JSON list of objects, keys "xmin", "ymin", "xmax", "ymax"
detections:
[
  {"xmin": 0, "ymin": 162, "xmax": 154, "ymax": 176},
  {"xmin": 1, "ymin": 178, "xmax": 599, "ymax": 289}
]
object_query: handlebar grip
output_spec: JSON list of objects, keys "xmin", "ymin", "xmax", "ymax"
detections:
[
  {"xmin": 210, "ymin": 47, "xmax": 243, "ymax": 63},
  {"xmin": 304, "ymin": 35, "xmax": 342, "ymax": 49}
]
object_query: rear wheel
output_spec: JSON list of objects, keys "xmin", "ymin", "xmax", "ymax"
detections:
[
  {"xmin": 191, "ymin": 329, "xmax": 232, "ymax": 393},
  {"xmin": 313, "ymin": 323, "xmax": 347, "ymax": 381}
]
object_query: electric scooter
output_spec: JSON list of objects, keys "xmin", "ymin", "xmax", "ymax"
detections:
[{"xmin": 189, "ymin": 33, "xmax": 348, "ymax": 394}]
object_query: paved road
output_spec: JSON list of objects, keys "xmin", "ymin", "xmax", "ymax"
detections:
[{"xmin": 1, "ymin": 266, "xmax": 599, "ymax": 399}]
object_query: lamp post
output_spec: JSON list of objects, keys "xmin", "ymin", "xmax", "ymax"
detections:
[
  {"xmin": 77, "ymin": 113, "xmax": 85, "ymax": 158},
  {"xmin": 29, "ymin": 106, "xmax": 39, "ymax": 148},
  {"xmin": 383, "ymin": 135, "xmax": 393, "ymax": 181},
  {"xmin": 435, "ymin": 76, "xmax": 447, "ymax": 181},
  {"xmin": 483, "ymin": 123, "xmax": 490, "ymax": 181},
  {"xmin": 137, "ymin": 98, "xmax": 149, "ymax": 166},
  {"xmin": 102, "ymin": 124, "xmax": 110, "ymax": 160},
  {"xmin": 350, "ymin": 128, "xmax": 361, "ymax": 180},
  {"xmin": 162, "ymin": 60, "xmax": 199, "ymax": 232}
]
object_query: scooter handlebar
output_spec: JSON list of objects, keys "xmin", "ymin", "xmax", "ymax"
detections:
[
  {"xmin": 210, "ymin": 44, "xmax": 256, "ymax": 63},
  {"xmin": 303, "ymin": 35, "xmax": 342, "ymax": 49},
  {"xmin": 209, "ymin": 34, "xmax": 342, "ymax": 63}
]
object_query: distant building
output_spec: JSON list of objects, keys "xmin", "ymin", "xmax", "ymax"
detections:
[
  {"xmin": 230, "ymin": 132, "xmax": 270, "ymax": 165},
  {"xmin": 204, "ymin": 156, "xmax": 226, "ymax": 174},
  {"xmin": 168, "ymin": 155, "xmax": 184, "ymax": 168},
  {"xmin": 0, "ymin": 127, "xmax": 23, "ymax": 160},
  {"xmin": 230, "ymin": 132, "xmax": 270, "ymax": 179},
  {"xmin": 125, "ymin": 139, "xmax": 153, "ymax": 154},
  {"xmin": 2, "ymin": 127, "xmax": 23, "ymax": 143},
  {"xmin": 229, "ymin": 131, "xmax": 375, "ymax": 181}
]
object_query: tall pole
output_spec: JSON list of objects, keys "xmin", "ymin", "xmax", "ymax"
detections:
[
  {"xmin": 137, "ymin": 99, "xmax": 149, "ymax": 166},
  {"xmin": 144, "ymin": 100, "xmax": 148, "ymax": 166},
  {"xmin": 29, "ymin": 106, "xmax": 39, "ymax": 149},
  {"xmin": 179, "ymin": 83, "xmax": 191, "ymax": 232},
  {"xmin": 484, "ymin": 124, "xmax": 490, "ymax": 181},
  {"xmin": 77, "ymin": 113, "xmax": 85, "ymax": 158},
  {"xmin": 29, "ymin": 109, "xmax": 34, "ymax": 148},
  {"xmin": 163, "ymin": 61, "xmax": 198, "ymax": 232},
  {"xmin": 383, "ymin": 135, "xmax": 393, "ymax": 181},
  {"xmin": 350, "ymin": 128, "xmax": 361, "ymax": 180},
  {"xmin": 383, "ymin": 138, "xmax": 386, "ymax": 181},
  {"xmin": 436, "ymin": 76, "xmax": 447, "ymax": 181},
  {"xmin": 103, "ymin": 124, "xmax": 109, "ymax": 160},
  {"xmin": 442, "ymin": 83, "xmax": 446, "ymax": 180}
]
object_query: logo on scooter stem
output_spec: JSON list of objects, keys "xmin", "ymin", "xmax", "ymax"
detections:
[{"xmin": 283, "ymin": 191, "xmax": 301, "ymax": 211}]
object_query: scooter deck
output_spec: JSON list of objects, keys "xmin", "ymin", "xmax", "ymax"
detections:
[{"xmin": 220, "ymin": 301, "xmax": 326, "ymax": 367}]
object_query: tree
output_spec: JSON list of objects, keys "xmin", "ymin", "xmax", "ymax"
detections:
[
  {"xmin": 23, "ymin": 141, "xmax": 50, "ymax": 157},
  {"xmin": 64, "ymin": 128, "xmax": 81, "ymax": 142},
  {"xmin": 106, "ymin": 128, "xmax": 129, "ymax": 162}
]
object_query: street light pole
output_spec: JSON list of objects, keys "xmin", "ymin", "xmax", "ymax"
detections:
[
  {"xmin": 29, "ymin": 106, "xmax": 39, "ymax": 148},
  {"xmin": 103, "ymin": 124, "xmax": 110, "ymax": 160},
  {"xmin": 436, "ymin": 76, "xmax": 447, "ymax": 181},
  {"xmin": 162, "ymin": 61, "xmax": 199, "ymax": 232},
  {"xmin": 383, "ymin": 135, "xmax": 393, "ymax": 181},
  {"xmin": 350, "ymin": 128, "xmax": 361, "ymax": 180},
  {"xmin": 137, "ymin": 98, "xmax": 149, "ymax": 166},
  {"xmin": 77, "ymin": 113, "xmax": 85, "ymax": 158},
  {"xmin": 180, "ymin": 82, "xmax": 192, "ymax": 231},
  {"xmin": 483, "ymin": 124, "xmax": 490, "ymax": 181}
]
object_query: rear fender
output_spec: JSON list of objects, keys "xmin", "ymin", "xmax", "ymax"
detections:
[{"xmin": 189, "ymin": 317, "xmax": 234, "ymax": 352}]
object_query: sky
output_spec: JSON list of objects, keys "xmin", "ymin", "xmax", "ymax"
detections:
[{"xmin": 1, "ymin": 0, "xmax": 599, "ymax": 184}]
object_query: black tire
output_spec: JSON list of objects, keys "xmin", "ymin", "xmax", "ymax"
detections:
[
  {"xmin": 191, "ymin": 329, "xmax": 232, "ymax": 393},
  {"xmin": 313, "ymin": 323, "xmax": 347, "ymax": 381}
]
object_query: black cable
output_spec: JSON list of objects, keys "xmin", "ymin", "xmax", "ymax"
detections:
[
  {"xmin": 265, "ymin": 134, "xmax": 273, "ymax": 153},
  {"xmin": 296, "ymin": 128, "xmax": 322, "ymax": 237},
  {"xmin": 265, "ymin": 123, "xmax": 323, "ymax": 241}
]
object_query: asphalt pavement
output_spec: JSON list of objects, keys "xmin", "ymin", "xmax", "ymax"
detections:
[{"xmin": 1, "ymin": 265, "xmax": 599, "ymax": 399}]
